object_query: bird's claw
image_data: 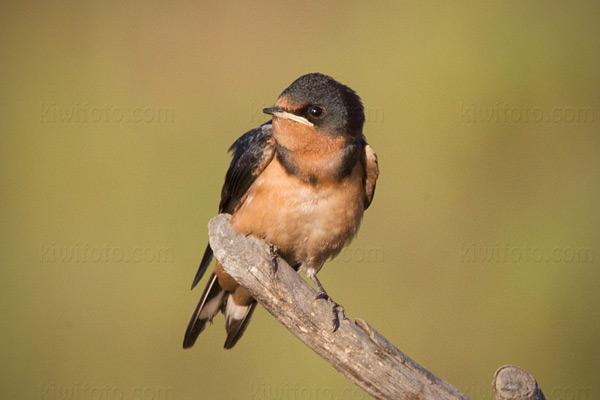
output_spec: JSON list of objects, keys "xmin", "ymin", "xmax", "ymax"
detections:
[
  {"xmin": 315, "ymin": 291, "xmax": 346, "ymax": 332},
  {"xmin": 269, "ymin": 244, "xmax": 279, "ymax": 274}
]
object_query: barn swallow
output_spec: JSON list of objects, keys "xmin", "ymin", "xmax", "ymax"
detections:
[{"xmin": 183, "ymin": 73, "xmax": 379, "ymax": 349}]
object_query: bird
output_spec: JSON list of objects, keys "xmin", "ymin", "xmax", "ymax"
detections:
[{"xmin": 183, "ymin": 73, "xmax": 379, "ymax": 349}]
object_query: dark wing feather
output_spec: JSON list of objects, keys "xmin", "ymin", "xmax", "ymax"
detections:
[
  {"xmin": 191, "ymin": 244, "xmax": 213, "ymax": 289},
  {"xmin": 190, "ymin": 122, "xmax": 276, "ymax": 289},
  {"xmin": 219, "ymin": 122, "xmax": 276, "ymax": 213}
]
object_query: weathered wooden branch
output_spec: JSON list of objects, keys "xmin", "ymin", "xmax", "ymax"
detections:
[
  {"xmin": 208, "ymin": 214, "xmax": 545, "ymax": 400},
  {"xmin": 492, "ymin": 366, "xmax": 546, "ymax": 400}
]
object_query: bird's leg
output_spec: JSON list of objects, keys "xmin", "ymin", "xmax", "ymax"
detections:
[
  {"xmin": 310, "ymin": 273, "xmax": 346, "ymax": 332},
  {"xmin": 268, "ymin": 244, "xmax": 279, "ymax": 273}
]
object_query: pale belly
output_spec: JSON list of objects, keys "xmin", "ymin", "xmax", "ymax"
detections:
[{"xmin": 230, "ymin": 159, "xmax": 365, "ymax": 274}]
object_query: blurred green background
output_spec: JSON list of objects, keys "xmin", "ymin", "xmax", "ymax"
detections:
[{"xmin": 2, "ymin": 1, "xmax": 599, "ymax": 399}]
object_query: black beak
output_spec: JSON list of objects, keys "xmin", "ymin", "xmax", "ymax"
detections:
[{"xmin": 263, "ymin": 106, "xmax": 284, "ymax": 115}]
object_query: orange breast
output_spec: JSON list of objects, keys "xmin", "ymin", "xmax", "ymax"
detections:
[{"xmin": 230, "ymin": 157, "xmax": 365, "ymax": 274}]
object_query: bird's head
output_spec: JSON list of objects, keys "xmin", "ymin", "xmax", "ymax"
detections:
[{"xmin": 263, "ymin": 73, "xmax": 365, "ymax": 140}]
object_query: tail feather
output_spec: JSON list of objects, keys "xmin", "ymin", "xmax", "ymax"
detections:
[
  {"xmin": 185, "ymin": 251, "xmax": 258, "ymax": 349},
  {"xmin": 224, "ymin": 298, "xmax": 257, "ymax": 349},
  {"xmin": 183, "ymin": 273, "xmax": 224, "ymax": 349}
]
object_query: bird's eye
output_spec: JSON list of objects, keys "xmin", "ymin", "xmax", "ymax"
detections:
[{"xmin": 307, "ymin": 106, "xmax": 323, "ymax": 118}]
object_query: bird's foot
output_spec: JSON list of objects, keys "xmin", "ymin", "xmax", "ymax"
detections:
[
  {"xmin": 316, "ymin": 291, "xmax": 346, "ymax": 332},
  {"xmin": 268, "ymin": 244, "xmax": 279, "ymax": 274}
]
